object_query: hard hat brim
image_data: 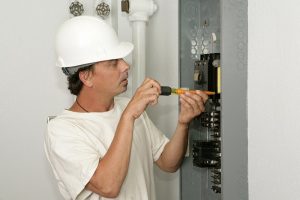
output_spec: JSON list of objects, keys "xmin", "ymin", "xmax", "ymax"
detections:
[{"xmin": 108, "ymin": 41, "xmax": 134, "ymax": 61}]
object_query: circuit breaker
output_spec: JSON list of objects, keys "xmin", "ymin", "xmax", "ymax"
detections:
[
  {"xmin": 192, "ymin": 53, "xmax": 221, "ymax": 194},
  {"xmin": 180, "ymin": 0, "xmax": 222, "ymax": 199}
]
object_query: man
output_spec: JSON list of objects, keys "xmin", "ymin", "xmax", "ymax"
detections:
[{"xmin": 45, "ymin": 16, "xmax": 208, "ymax": 200}]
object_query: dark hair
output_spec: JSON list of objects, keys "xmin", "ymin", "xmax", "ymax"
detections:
[{"xmin": 66, "ymin": 65, "xmax": 93, "ymax": 95}]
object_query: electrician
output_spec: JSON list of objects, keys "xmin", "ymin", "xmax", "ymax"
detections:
[{"xmin": 45, "ymin": 16, "xmax": 208, "ymax": 200}]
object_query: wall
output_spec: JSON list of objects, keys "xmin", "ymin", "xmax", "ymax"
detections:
[
  {"xmin": 146, "ymin": 1, "xmax": 180, "ymax": 200},
  {"xmin": 248, "ymin": 0, "xmax": 300, "ymax": 199},
  {"xmin": 0, "ymin": 1, "xmax": 69, "ymax": 199}
]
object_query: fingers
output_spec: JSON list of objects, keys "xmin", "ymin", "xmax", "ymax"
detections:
[
  {"xmin": 126, "ymin": 78, "xmax": 161, "ymax": 119},
  {"xmin": 138, "ymin": 78, "xmax": 161, "ymax": 102},
  {"xmin": 131, "ymin": 78, "xmax": 161, "ymax": 108},
  {"xmin": 140, "ymin": 78, "xmax": 161, "ymax": 94},
  {"xmin": 180, "ymin": 97, "xmax": 204, "ymax": 114},
  {"xmin": 194, "ymin": 90, "xmax": 209, "ymax": 104},
  {"xmin": 180, "ymin": 92, "xmax": 206, "ymax": 113}
]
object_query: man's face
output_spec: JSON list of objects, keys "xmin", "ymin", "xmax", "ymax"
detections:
[{"xmin": 90, "ymin": 59, "xmax": 129, "ymax": 96}]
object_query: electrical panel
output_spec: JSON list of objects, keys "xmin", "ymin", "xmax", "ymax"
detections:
[
  {"xmin": 192, "ymin": 53, "xmax": 221, "ymax": 194},
  {"xmin": 180, "ymin": 0, "xmax": 221, "ymax": 199}
]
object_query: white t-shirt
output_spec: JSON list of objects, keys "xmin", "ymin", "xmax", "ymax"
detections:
[{"xmin": 44, "ymin": 97, "xmax": 169, "ymax": 200}]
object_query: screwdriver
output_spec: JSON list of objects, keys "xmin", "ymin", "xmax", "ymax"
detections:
[{"xmin": 160, "ymin": 86, "xmax": 215, "ymax": 96}]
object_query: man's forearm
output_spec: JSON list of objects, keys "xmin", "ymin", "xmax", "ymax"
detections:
[
  {"xmin": 86, "ymin": 113, "xmax": 135, "ymax": 197},
  {"xmin": 156, "ymin": 122, "xmax": 189, "ymax": 172}
]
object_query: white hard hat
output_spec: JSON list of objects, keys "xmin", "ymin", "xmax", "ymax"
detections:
[{"xmin": 55, "ymin": 16, "xmax": 133, "ymax": 69}]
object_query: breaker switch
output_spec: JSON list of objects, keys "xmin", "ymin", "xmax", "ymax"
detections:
[{"xmin": 211, "ymin": 185, "xmax": 221, "ymax": 193}]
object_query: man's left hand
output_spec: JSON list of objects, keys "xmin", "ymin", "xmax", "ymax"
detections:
[{"xmin": 178, "ymin": 91, "xmax": 208, "ymax": 125}]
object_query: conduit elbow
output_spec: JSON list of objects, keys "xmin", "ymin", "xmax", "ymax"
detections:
[{"xmin": 128, "ymin": 0, "xmax": 158, "ymax": 22}]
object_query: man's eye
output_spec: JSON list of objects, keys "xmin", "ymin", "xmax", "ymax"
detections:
[{"xmin": 111, "ymin": 59, "xmax": 118, "ymax": 66}]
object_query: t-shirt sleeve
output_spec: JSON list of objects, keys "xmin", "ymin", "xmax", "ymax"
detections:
[
  {"xmin": 142, "ymin": 112, "xmax": 170, "ymax": 161},
  {"xmin": 45, "ymin": 119, "xmax": 102, "ymax": 200}
]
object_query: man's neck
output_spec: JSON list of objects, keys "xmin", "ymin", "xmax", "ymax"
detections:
[{"xmin": 70, "ymin": 92, "xmax": 115, "ymax": 113}]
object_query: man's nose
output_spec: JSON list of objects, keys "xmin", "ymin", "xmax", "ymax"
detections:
[{"xmin": 119, "ymin": 59, "xmax": 130, "ymax": 71}]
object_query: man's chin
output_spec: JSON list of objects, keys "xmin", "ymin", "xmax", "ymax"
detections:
[
  {"xmin": 116, "ymin": 85, "xmax": 128, "ymax": 95},
  {"xmin": 122, "ymin": 86, "xmax": 128, "ymax": 92}
]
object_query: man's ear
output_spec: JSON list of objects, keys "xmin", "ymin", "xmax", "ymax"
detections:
[{"xmin": 79, "ymin": 70, "xmax": 93, "ymax": 87}]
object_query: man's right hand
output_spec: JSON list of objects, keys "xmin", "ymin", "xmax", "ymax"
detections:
[{"xmin": 124, "ymin": 78, "xmax": 161, "ymax": 120}]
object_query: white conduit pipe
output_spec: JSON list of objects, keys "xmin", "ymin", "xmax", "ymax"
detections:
[
  {"xmin": 132, "ymin": 21, "xmax": 146, "ymax": 89},
  {"xmin": 128, "ymin": 0, "xmax": 157, "ymax": 92}
]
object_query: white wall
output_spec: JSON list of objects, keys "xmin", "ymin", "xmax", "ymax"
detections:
[
  {"xmin": 146, "ymin": 1, "xmax": 180, "ymax": 200},
  {"xmin": 248, "ymin": 0, "xmax": 300, "ymax": 199},
  {"xmin": 0, "ymin": 1, "xmax": 70, "ymax": 199}
]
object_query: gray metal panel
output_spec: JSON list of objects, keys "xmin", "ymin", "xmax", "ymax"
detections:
[
  {"xmin": 180, "ymin": 0, "xmax": 221, "ymax": 200},
  {"xmin": 221, "ymin": 0, "xmax": 248, "ymax": 200}
]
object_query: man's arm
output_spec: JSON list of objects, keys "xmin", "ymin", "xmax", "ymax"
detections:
[
  {"xmin": 86, "ymin": 78, "xmax": 161, "ymax": 198},
  {"xmin": 156, "ymin": 91, "xmax": 208, "ymax": 172},
  {"xmin": 86, "ymin": 113, "xmax": 135, "ymax": 198}
]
